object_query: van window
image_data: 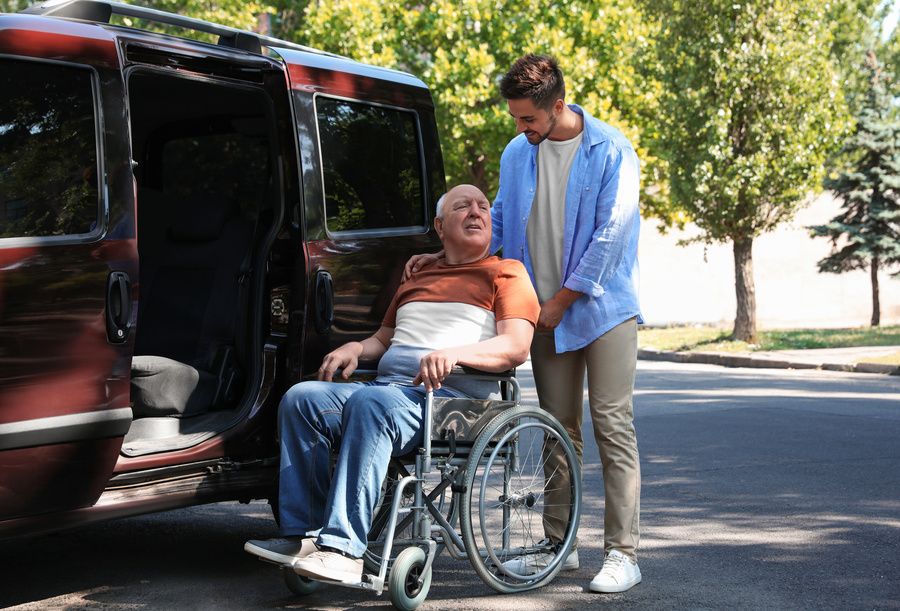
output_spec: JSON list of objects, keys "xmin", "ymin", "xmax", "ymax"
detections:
[
  {"xmin": 315, "ymin": 97, "xmax": 425, "ymax": 234},
  {"xmin": 0, "ymin": 58, "xmax": 100, "ymax": 240}
]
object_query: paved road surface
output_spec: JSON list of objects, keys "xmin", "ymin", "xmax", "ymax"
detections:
[{"xmin": 2, "ymin": 362, "xmax": 898, "ymax": 610}]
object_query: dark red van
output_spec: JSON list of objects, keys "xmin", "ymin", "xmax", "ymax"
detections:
[{"xmin": 0, "ymin": 0, "xmax": 444, "ymax": 537}]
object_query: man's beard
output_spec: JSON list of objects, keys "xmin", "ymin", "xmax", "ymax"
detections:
[{"xmin": 525, "ymin": 110, "xmax": 559, "ymax": 145}]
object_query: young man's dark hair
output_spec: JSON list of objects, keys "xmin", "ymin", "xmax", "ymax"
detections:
[{"xmin": 499, "ymin": 54, "xmax": 566, "ymax": 109}]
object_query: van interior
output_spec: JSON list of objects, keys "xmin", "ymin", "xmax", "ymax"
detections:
[{"xmin": 124, "ymin": 69, "xmax": 279, "ymax": 456}]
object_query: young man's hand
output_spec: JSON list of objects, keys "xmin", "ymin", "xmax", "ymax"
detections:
[
  {"xmin": 537, "ymin": 288, "xmax": 584, "ymax": 331},
  {"xmin": 402, "ymin": 250, "xmax": 444, "ymax": 282}
]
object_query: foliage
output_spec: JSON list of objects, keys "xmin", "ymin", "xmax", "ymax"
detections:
[
  {"xmin": 108, "ymin": 0, "xmax": 270, "ymax": 43},
  {"xmin": 0, "ymin": 0, "xmax": 29, "ymax": 12},
  {"xmin": 647, "ymin": 0, "xmax": 849, "ymax": 244},
  {"xmin": 642, "ymin": 0, "xmax": 851, "ymax": 340},
  {"xmin": 825, "ymin": 0, "xmax": 884, "ymax": 109},
  {"xmin": 285, "ymin": 0, "xmax": 666, "ymax": 217},
  {"xmin": 812, "ymin": 56, "xmax": 900, "ymax": 274},
  {"xmin": 810, "ymin": 53, "xmax": 900, "ymax": 324}
]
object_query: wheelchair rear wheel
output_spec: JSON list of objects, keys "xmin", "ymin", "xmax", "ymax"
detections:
[{"xmin": 460, "ymin": 405, "xmax": 581, "ymax": 593}]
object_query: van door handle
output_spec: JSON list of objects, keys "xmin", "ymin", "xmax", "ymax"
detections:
[
  {"xmin": 106, "ymin": 271, "xmax": 132, "ymax": 343},
  {"xmin": 314, "ymin": 270, "xmax": 334, "ymax": 334}
]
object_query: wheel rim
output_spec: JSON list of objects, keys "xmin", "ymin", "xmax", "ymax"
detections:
[
  {"xmin": 460, "ymin": 407, "xmax": 582, "ymax": 593},
  {"xmin": 478, "ymin": 420, "xmax": 563, "ymax": 582},
  {"xmin": 405, "ymin": 565, "xmax": 423, "ymax": 597}
]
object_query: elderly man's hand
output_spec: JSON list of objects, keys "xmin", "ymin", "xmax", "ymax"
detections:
[
  {"xmin": 414, "ymin": 349, "xmax": 459, "ymax": 391},
  {"xmin": 318, "ymin": 342, "xmax": 363, "ymax": 381}
]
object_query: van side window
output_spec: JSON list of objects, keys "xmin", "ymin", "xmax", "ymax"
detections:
[
  {"xmin": 0, "ymin": 58, "xmax": 100, "ymax": 240},
  {"xmin": 315, "ymin": 97, "xmax": 424, "ymax": 234}
]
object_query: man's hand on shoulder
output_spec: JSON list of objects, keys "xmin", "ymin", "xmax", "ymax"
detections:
[
  {"xmin": 414, "ymin": 348, "xmax": 459, "ymax": 392},
  {"xmin": 402, "ymin": 250, "xmax": 445, "ymax": 282},
  {"xmin": 318, "ymin": 342, "xmax": 363, "ymax": 381}
]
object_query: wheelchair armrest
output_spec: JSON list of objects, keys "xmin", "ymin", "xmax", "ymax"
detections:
[{"xmin": 447, "ymin": 365, "xmax": 515, "ymax": 381}]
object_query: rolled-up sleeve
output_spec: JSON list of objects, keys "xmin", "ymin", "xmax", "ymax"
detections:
[{"xmin": 563, "ymin": 145, "xmax": 640, "ymax": 298}]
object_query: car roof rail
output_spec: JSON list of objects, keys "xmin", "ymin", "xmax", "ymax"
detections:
[{"xmin": 21, "ymin": 0, "xmax": 344, "ymax": 58}]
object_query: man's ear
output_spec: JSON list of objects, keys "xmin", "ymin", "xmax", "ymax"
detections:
[
  {"xmin": 553, "ymin": 98, "xmax": 565, "ymax": 114},
  {"xmin": 434, "ymin": 216, "xmax": 444, "ymax": 239}
]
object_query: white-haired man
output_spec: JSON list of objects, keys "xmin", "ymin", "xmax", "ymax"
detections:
[{"xmin": 245, "ymin": 184, "xmax": 540, "ymax": 584}]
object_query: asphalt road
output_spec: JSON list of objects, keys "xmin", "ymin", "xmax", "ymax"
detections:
[{"xmin": 2, "ymin": 362, "xmax": 899, "ymax": 610}]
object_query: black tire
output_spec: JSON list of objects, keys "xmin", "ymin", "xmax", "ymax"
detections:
[
  {"xmin": 388, "ymin": 547, "xmax": 432, "ymax": 611},
  {"xmin": 459, "ymin": 405, "xmax": 581, "ymax": 593},
  {"xmin": 282, "ymin": 566, "xmax": 321, "ymax": 596}
]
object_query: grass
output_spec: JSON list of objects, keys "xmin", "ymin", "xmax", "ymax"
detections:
[{"xmin": 638, "ymin": 325, "xmax": 900, "ymax": 354}]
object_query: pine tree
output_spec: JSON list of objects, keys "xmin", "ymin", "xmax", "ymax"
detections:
[{"xmin": 811, "ymin": 52, "xmax": 900, "ymax": 326}]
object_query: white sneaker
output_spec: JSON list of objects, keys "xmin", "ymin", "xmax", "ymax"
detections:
[
  {"xmin": 501, "ymin": 540, "xmax": 579, "ymax": 576},
  {"xmin": 589, "ymin": 550, "xmax": 641, "ymax": 593},
  {"xmin": 293, "ymin": 550, "xmax": 364, "ymax": 584},
  {"xmin": 244, "ymin": 537, "xmax": 317, "ymax": 566}
]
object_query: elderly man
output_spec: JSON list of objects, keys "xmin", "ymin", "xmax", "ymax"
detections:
[{"xmin": 245, "ymin": 184, "xmax": 539, "ymax": 584}]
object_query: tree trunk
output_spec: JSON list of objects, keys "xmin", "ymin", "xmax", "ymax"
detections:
[
  {"xmin": 871, "ymin": 256, "xmax": 880, "ymax": 327},
  {"xmin": 732, "ymin": 237, "xmax": 757, "ymax": 342}
]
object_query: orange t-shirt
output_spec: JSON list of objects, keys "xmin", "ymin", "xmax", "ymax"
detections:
[
  {"xmin": 382, "ymin": 255, "xmax": 540, "ymax": 331},
  {"xmin": 375, "ymin": 256, "xmax": 539, "ymax": 397}
]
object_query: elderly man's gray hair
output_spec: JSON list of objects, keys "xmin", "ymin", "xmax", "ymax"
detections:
[{"xmin": 435, "ymin": 193, "xmax": 447, "ymax": 218}]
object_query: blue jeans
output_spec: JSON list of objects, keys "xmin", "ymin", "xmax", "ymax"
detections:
[{"xmin": 277, "ymin": 380, "xmax": 456, "ymax": 557}]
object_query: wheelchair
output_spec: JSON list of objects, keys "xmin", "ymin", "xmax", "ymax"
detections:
[{"xmin": 280, "ymin": 368, "xmax": 582, "ymax": 610}]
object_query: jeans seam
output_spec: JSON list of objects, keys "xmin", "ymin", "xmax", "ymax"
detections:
[{"xmin": 346, "ymin": 419, "xmax": 389, "ymax": 530}]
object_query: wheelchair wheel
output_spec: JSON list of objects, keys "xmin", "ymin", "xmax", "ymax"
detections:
[
  {"xmin": 460, "ymin": 405, "xmax": 581, "ymax": 593},
  {"xmin": 282, "ymin": 566, "xmax": 321, "ymax": 596},
  {"xmin": 388, "ymin": 547, "xmax": 432, "ymax": 611},
  {"xmin": 364, "ymin": 467, "xmax": 455, "ymax": 574}
]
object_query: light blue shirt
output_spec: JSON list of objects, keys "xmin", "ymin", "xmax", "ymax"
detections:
[{"xmin": 490, "ymin": 104, "xmax": 643, "ymax": 353}]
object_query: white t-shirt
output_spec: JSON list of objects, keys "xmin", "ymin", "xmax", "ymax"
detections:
[{"xmin": 527, "ymin": 132, "xmax": 583, "ymax": 302}]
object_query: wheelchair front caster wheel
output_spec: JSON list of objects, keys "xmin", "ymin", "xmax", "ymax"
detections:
[
  {"xmin": 282, "ymin": 566, "xmax": 321, "ymax": 596},
  {"xmin": 388, "ymin": 547, "xmax": 432, "ymax": 610}
]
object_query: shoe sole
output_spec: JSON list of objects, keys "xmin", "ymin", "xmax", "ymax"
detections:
[
  {"xmin": 244, "ymin": 542, "xmax": 300, "ymax": 567},
  {"xmin": 293, "ymin": 563, "xmax": 362, "ymax": 585},
  {"xmin": 589, "ymin": 575, "xmax": 641, "ymax": 593},
  {"xmin": 503, "ymin": 554, "xmax": 579, "ymax": 576}
]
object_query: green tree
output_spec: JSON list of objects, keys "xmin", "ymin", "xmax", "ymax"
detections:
[
  {"xmin": 810, "ymin": 52, "xmax": 900, "ymax": 326},
  {"xmin": 0, "ymin": 1, "xmax": 29, "ymax": 12},
  {"xmin": 287, "ymin": 0, "xmax": 663, "ymax": 214},
  {"xmin": 645, "ymin": 0, "xmax": 850, "ymax": 341}
]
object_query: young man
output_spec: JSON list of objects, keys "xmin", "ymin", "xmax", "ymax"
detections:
[
  {"xmin": 245, "ymin": 184, "xmax": 540, "ymax": 584},
  {"xmin": 407, "ymin": 54, "xmax": 643, "ymax": 593}
]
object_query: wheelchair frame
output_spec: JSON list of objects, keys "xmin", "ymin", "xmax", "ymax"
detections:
[{"xmin": 285, "ymin": 369, "xmax": 582, "ymax": 610}]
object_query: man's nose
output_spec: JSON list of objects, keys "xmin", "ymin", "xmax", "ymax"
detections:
[{"xmin": 515, "ymin": 118, "xmax": 527, "ymax": 133}]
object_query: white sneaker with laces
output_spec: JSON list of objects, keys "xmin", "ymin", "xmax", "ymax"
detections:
[
  {"xmin": 293, "ymin": 549, "xmax": 364, "ymax": 584},
  {"xmin": 500, "ymin": 540, "xmax": 579, "ymax": 576},
  {"xmin": 244, "ymin": 537, "xmax": 317, "ymax": 566},
  {"xmin": 589, "ymin": 550, "xmax": 641, "ymax": 593}
]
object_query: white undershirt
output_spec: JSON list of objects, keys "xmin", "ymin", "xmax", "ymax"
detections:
[{"xmin": 527, "ymin": 132, "xmax": 583, "ymax": 302}]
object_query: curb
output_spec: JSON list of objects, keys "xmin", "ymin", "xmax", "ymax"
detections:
[{"xmin": 638, "ymin": 349, "xmax": 900, "ymax": 376}]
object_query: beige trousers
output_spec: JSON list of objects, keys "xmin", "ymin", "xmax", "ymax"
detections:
[{"xmin": 532, "ymin": 317, "xmax": 641, "ymax": 558}]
